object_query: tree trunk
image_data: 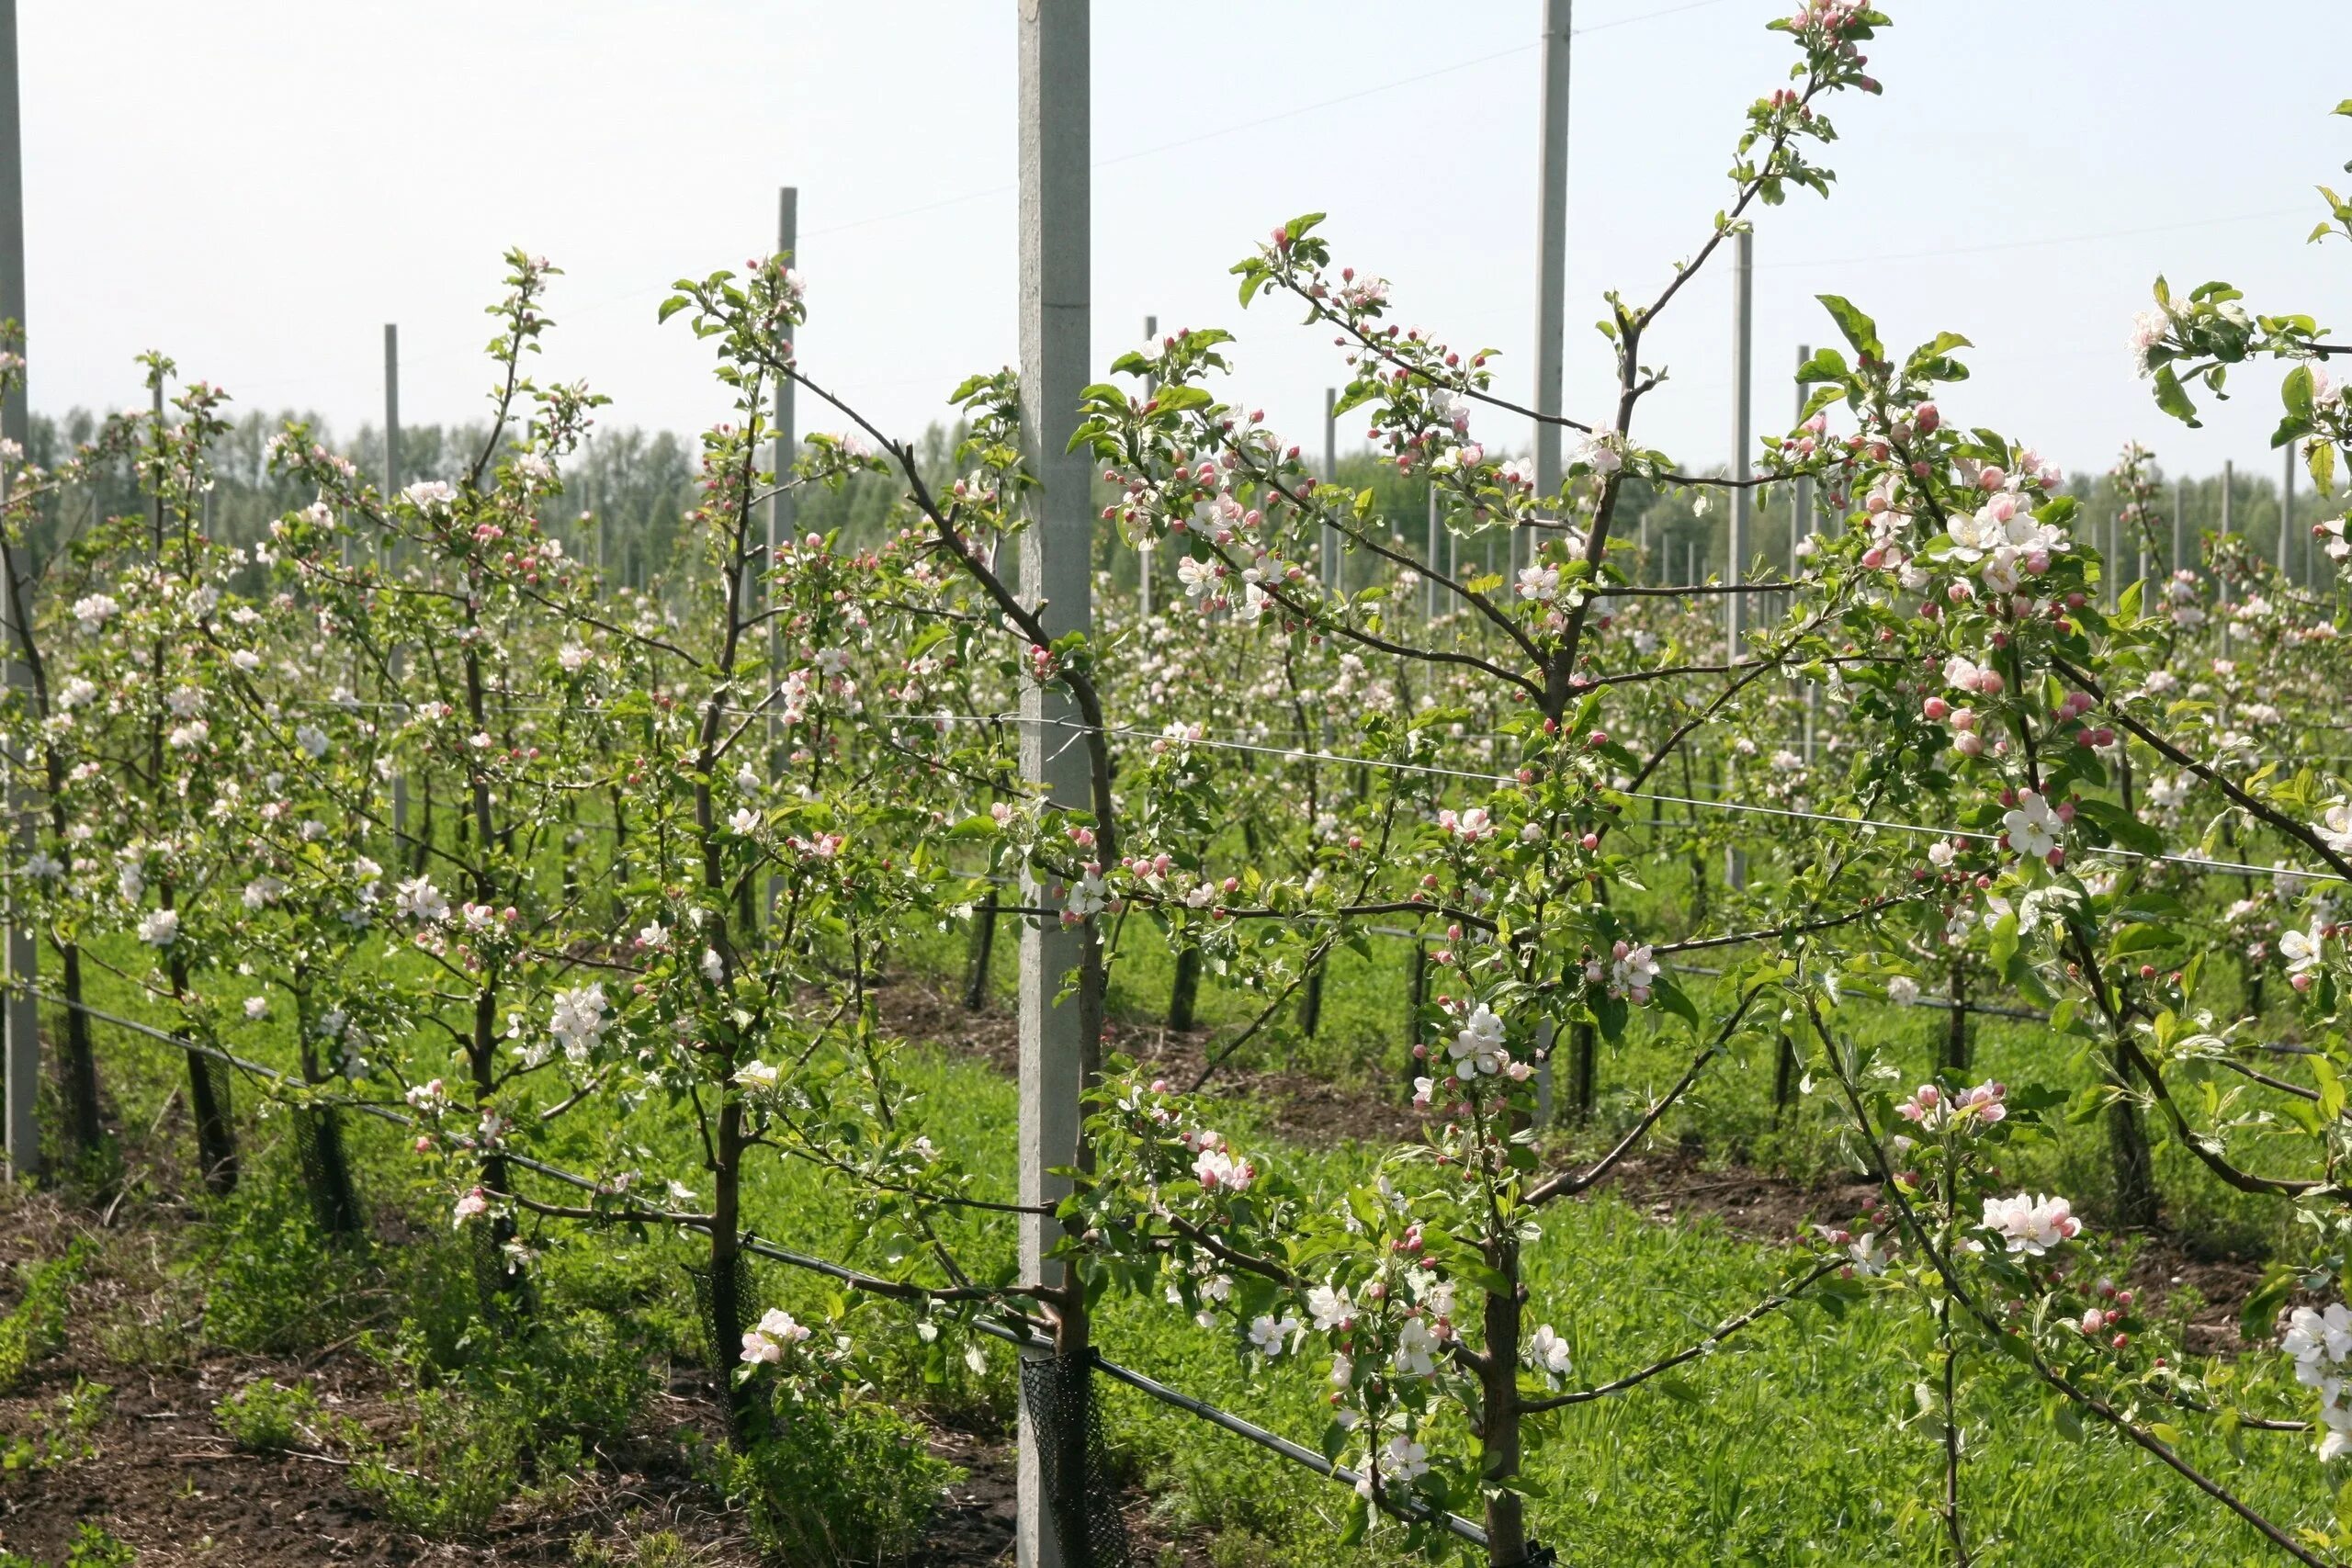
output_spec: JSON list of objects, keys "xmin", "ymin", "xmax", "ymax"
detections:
[
  {"xmin": 167, "ymin": 922, "xmax": 235, "ymax": 1195},
  {"xmin": 58, "ymin": 943, "xmax": 100, "ymax": 1159},
  {"xmin": 1940, "ymin": 959, "xmax": 1971, "ymax": 1076},
  {"xmin": 710, "ymin": 1093, "xmax": 753, "ymax": 1445},
  {"xmin": 1770, "ymin": 1032, "xmax": 1797, "ymax": 1127},
  {"xmin": 1406, "ymin": 941, "xmax": 1429, "ymax": 1087},
  {"xmin": 964, "ymin": 891, "xmax": 998, "ymax": 1011},
  {"xmin": 1299, "ymin": 958, "xmax": 1324, "ymax": 1040},
  {"xmin": 1567, "ymin": 1019, "xmax": 1597, "ymax": 1126},
  {"xmin": 2107, "ymin": 1092, "xmax": 2159, "ymax": 1229},
  {"xmin": 1167, "ymin": 942, "xmax": 1203, "ymax": 1032},
  {"xmin": 1478, "ymin": 1247, "xmax": 1527, "ymax": 1567},
  {"xmin": 294, "ymin": 987, "xmax": 362, "ymax": 1237}
]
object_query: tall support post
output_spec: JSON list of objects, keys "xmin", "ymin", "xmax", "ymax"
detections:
[
  {"xmin": 1017, "ymin": 6, "xmax": 1089, "ymax": 1564},
  {"xmin": 2222, "ymin": 458, "xmax": 2234, "ymax": 556},
  {"xmin": 383, "ymin": 325, "xmax": 409, "ymax": 851},
  {"xmin": 766, "ymin": 186, "xmax": 797, "ymax": 913},
  {"xmin": 2282, "ymin": 445, "xmax": 2296, "ymax": 581},
  {"xmin": 1724, "ymin": 228, "xmax": 1752, "ymax": 891},
  {"xmin": 1789, "ymin": 344, "xmax": 1812, "ymax": 573},
  {"xmin": 2172, "ymin": 477, "xmax": 2185, "ymax": 578},
  {"xmin": 1137, "ymin": 314, "xmax": 1157, "ymax": 620},
  {"xmin": 1424, "ymin": 486, "xmax": 1442, "ymax": 622},
  {"xmin": 1794, "ymin": 344, "xmax": 1818, "ymax": 764},
  {"xmin": 1528, "ymin": 0, "xmax": 1572, "ymax": 578},
  {"xmin": 0, "ymin": 0, "xmax": 33, "ymax": 1184},
  {"xmin": 1321, "ymin": 387, "xmax": 1340, "ymax": 594},
  {"xmin": 1726, "ymin": 229, "xmax": 1752, "ymax": 660},
  {"xmin": 2221, "ymin": 459, "xmax": 2235, "ymax": 659}
]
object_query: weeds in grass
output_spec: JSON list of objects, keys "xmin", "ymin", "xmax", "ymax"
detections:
[
  {"xmin": 728, "ymin": 1392, "xmax": 961, "ymax": 1567},
  {"xmin": 0, "ymin": 1243, "xmax": 86, "ymax": 1393},
  {"xmin": 0, "ymin": 1379, "xmax": 112, "ymax": 1481},
  {"xmin": 212, "ymin": 1376, "xmax": 322, "ymax": 1454},
  {"xmin": 0, "ymin": 1522, "xmax": 139, "ymax": 1568}
]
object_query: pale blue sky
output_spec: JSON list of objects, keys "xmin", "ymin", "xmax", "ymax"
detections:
[{"xmin": 25, "ymin": 1, "xmax": 2352, "ymax": 481}]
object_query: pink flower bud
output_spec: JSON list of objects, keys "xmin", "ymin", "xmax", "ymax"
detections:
[{"xmin": 1923, "ymin": 697, "xmax": 1949, "ymax": 721}]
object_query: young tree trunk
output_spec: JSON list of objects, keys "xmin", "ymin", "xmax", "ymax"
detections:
[
  {"xmin": 2107, "ymin": 1090, "xmax": 2159, "ymax": 1229},
  {"xmin": 293, "ymin": 987, "xmax": 361, "ymax": 1237},
  {"xmin": 1405, "ymin": 940, "xmax": 1428, "ymax": 1086},
  {"xmin": 709, "ymin": 1093, "xmax": 752, "ymax": 1444},
  {"xmin": 1167, "ymin": 942, "xmax": 1203, "ymax": 1032},
  {"xmin": 1940, "ymin": 959, "xmax": 1971, "ymax": 1076},
  {"xmin": 1478, "ymin": 1242, "xmax": 1527, "ymax": 1567},
  {"xmin": 1299, "ymin": 958, "xmax": 1324, "ymax": 1040},
  {"xmin": 58, "ymin": 943, "xmax": 100, "ymax": 1159},
  {"xmin": 1566, "ymin": 1018, "xmax": 1597, "ymax": 1126},
  {"xmin": 964, "ymin": 891, "xmax": 998, "ymax": 1011},
  {"xmin": 1770, "ymin": 1032, "xmax": 1797, "ymax": 1127},
  {"xmin": 164, "ymin": 908, "xmax": 235, "ymax": 1195},
  {"xmin": 468, "ymin": 987, "xmax": 523, "ymax": 1315}
]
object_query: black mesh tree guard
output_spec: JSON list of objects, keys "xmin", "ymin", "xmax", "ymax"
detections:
[
  {"xmin": 293, "ymin": 1105, "xmax": 362, "ymax": 1236},
  {"xmin": 687, "ymin": 1255, "xmax": 754, "ymax": 1368},
  {"xmin": 1018, "ymin": 1349, "xmax": 1132, "ymax": 1568}
]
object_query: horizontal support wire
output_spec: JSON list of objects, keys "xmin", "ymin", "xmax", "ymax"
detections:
[
  {"xmin": 27, "ymin": 981, "xmax": 1486, "ymax": 1544},
  {"xmin": 888, "ymin": 710, "xmax": 2339, "ymax": 885}
]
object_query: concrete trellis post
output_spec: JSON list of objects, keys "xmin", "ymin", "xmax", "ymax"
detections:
[
  {"xmin": 1726, "ymin": 227, "xmax": 1751, "ymax": 663},
  {"xmin": 2221, "ymin": 459, "xmax": 2235, "ymax": 659},
  {"xmin": 1794, "ymin": 344, "xmax": 1818, "ymax": 764},
  {"xmin": 0, "ymin": 0, "xmax": 30, "ymax": 1183},
  {"xmin": 766, "ymin": 186, "xmax": 797, "ymax": 917},
  {"xmin": 1138, "ymin": 314, "xmax": 1156, "ymax": 620},
  {"xmin": 2172, "ymin": 477, "xmax": 2184, "ymax": 579},
  {"xmin": 1321, "ymin": 387, "xmax": 1340, "ymax": 594},
  {"xmin": 384, "ymin": 324, "xmax": 409, "ymax": 850},
  {"xmin": 2282, "ymin": 446, "xmax": 2296, "ymax": 582},
  {"xmin": 1425, "ymin": 486, "xmax": 1442, "ymax": 622},
  {"xmin": 1017, "ymin": 4, "xmax": 1089, "ymax": 1563},
  {"xmin": 1724, "ymin": 228, "xmax": 1751, "ymax": 891},
  {"xmin": 1529, "ymin": 0, "xmax": 1571, "ymax": 579}
]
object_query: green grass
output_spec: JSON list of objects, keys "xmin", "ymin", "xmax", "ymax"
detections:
[{"xmin": 37, "ymin": 832, "xmax": 2332, "ymax": 1564}]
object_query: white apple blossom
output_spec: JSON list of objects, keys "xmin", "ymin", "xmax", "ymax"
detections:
[
  {"xmin": 1980, "ymin": 1191, "xmax": 2082, "ymax": 1256},
  {"xmin": 2002, "ymin": 790, "xmax": 2064, "ymax": 862},
  {"xmin": 548, "ymin": 982, "xmax": 608, "ymax": 1063},
  {"xmin": 1247, "ymin": 1313, "xmax": 1300, "ymax": 1356}
]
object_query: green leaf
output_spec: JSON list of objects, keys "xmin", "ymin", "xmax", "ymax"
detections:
[
  {"xmin": 2152, "ymin": 364, "xmax": 2200, "ymax": 427},
  {"xmin": 1815, "ymin": 294, "xmax": 1883, "ymax": 361},
  {"xmin": 1796, "ymin": 346, "xmax": 1849, "ymax": 383},
  {"xmin": 2318, "ymin": 1054, "xmax": 2346, "ymax": 1123},
  {"xmin": 2075, "ymin": 798, "xmax": 2165, "ymax": 857},
  {"xmin": 2242, "ymin": 1263, "xmax": 2297, "ymax": 1343},
  {"xmin": 1150, "ymin": 385, "xmax": 1212, "ymax": 415},
  {"xmin": 2285, "ymin": 363, "xmax": 2317, "ymax": 419},
  {"xmin": 656, "ymin": 295, "xmax": 693, "ymax": 324}
]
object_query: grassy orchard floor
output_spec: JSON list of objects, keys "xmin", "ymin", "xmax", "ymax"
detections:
[{"xmin": 6, "ymin": 901, "xmax": 2330, "ymax": 1567}]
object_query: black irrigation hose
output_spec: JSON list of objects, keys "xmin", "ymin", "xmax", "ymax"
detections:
[{"xmin": 33, "ymin": 982, "xmax": 1488, "ymax": 1547}]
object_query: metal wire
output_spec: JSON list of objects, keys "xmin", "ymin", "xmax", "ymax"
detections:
[{"xmin": 889, "ymin": 709, "xmax": 2344, "ymax": 885}]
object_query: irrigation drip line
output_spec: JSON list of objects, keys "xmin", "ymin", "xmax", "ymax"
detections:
[
  {"xmin": 890, "ymin": 710, "xmax": 2343, "ymax": 885},
  {"xmin": 35, "ymin": 981, "xmax": 1487, "ymax": 1544}
]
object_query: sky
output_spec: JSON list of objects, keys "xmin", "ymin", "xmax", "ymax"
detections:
[{"xmin": 21, "ymin": 1, "xmax": 2352, "ymax": 484}]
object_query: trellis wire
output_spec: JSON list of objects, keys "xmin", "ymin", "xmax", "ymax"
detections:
[{"xmin": 888, "ymin": 709, "xmax": 2344, "ymax": 885}]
